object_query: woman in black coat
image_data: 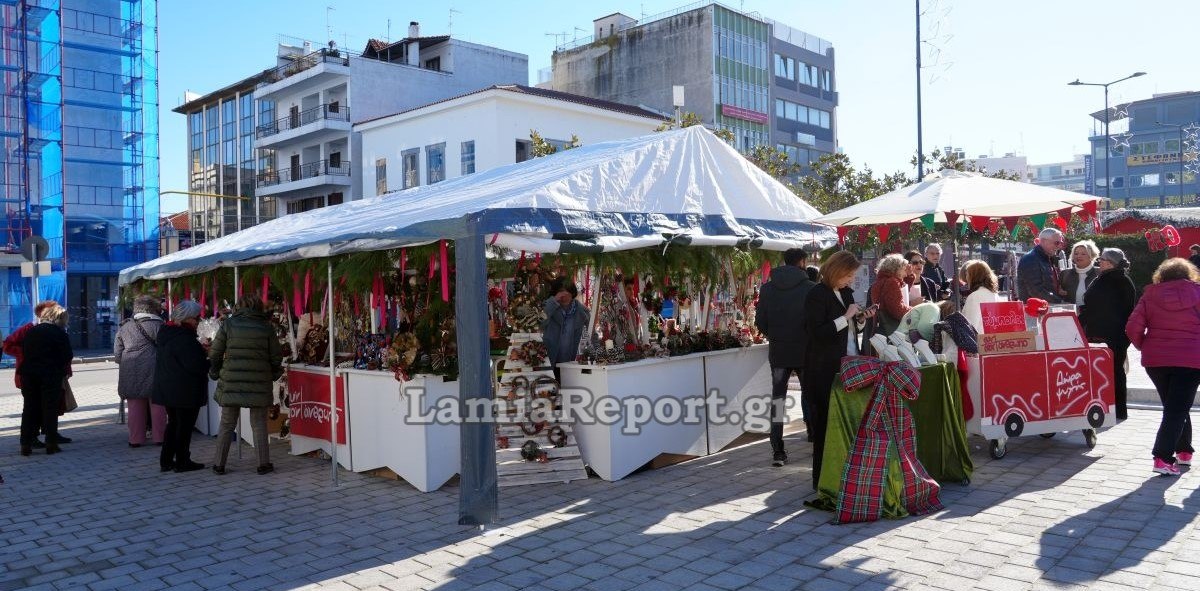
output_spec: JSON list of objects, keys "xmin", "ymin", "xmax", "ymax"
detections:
[
  {"xmin": 18, "ymin": 304, "xmax": 73, "ymax": 456},
  {"xmin": 151, "ymin": 300, "xmax": 211, "ymax": 472},
  {"xmin": 802, "ymin": 251, "xmax": 871, "ymax": 491},
  {"xmin": 1080, "ymin": 248, "xmax": 1137, "ymax": 421}
]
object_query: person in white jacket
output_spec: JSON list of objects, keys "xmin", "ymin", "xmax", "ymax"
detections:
[{"xmin": 960, "ymin": 259, "xmax": 1001, "ymax": 335}]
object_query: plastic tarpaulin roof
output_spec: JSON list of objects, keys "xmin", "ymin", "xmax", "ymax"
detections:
[
  {"xmin": 814, "ymin": 169, "xmax": 1103, "ymax": 227},
  {"xmin": 121, "ymin": 126, "xmax": 834, "ymax": 284}
]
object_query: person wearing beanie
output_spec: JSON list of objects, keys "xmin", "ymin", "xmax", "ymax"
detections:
[
  {"xmin": 151, "ymin": 300, "xmax": 210, "ymax": 473},
  {"xmin": 1081, "ymin": 248, "xmax": 1137, "ymax": 420},
  {"xmin": 115, "ymin": 294, "xmax": 166, "ymax": 447}
]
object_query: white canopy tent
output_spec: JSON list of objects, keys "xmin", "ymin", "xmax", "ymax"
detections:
[
  {"xmin": 122, "ymin": 126, "xmax": 833, "ymax": 284},
  {"xmin": 814, "ymin": 169, "xmax": 1102, "ymax": 227},
  {"xmin": 123, "ymin": 126, "xmax": 834, "ymax": 526}
]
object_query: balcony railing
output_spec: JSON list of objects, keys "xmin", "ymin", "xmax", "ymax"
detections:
[
  {"xmin": 259, "ymin": 49, "xmax": 350, "ymax": 87},
  {"xmin": 256, "ymin": 103, "xmax": 349, "ymax": 138},
  {"xmin": 257, "ymin": 159, "xmax": 351, "ymax": 187}
]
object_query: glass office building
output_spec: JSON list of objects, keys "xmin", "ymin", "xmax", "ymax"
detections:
[{"xmin": 1, "ymin": 0, "xmax": 159, "ymax": 349}]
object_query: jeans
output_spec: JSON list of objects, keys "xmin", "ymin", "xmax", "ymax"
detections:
[
  {"xmin": 1146, "ymin": 367, "xmax": 1200, "ymax": 463},
  {"xmin": 213, "ymin": 406, "xmax": 270, "ymax": 468},
  {"xmin": 770, "ymin": 367, "xmax": 802, "ymax": 455}
]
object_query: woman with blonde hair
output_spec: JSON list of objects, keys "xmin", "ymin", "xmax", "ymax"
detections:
[
  {"xmin": 18, "ymin": 304, "xmax": 74, "ymax": 456},
  {"xmin": 960, "ymin": 260, "xmax": 1001, "ymax": 335},
  {"xmin": 1126, "ymin": 258, "xmax": 1200, "ymax": 476},
  {"xmin": 1060, "ymin": 239, "xmax": 1099, "ymax": 306},
  {"xmin": 803, "ymin": 251, "xmax": 874, "ymax": 490},
  {"xmin": 867, "ymin": 254, "xmax": 914, "ymax": 337}
]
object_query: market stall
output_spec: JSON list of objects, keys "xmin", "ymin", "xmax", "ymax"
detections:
[{"xmin": 119, "ymin": 126, "xmax": 834, "ymax": 524}]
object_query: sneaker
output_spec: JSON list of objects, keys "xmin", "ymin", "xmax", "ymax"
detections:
[
  {"xmin": 772, "ymin": 452, "xmax": 787, "ymax": 467},
  {"xmin": 1176, "ymin": 452, "xmax": 1193, "ymax": 466},
  {"xmin": 1153, "ymin": 458, "xmax": 1181, "ymax": 476}
]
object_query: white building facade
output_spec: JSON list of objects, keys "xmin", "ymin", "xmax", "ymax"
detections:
[{"xmin": 356, "ymin": 85, "xmax": 666, "ymax": 196}]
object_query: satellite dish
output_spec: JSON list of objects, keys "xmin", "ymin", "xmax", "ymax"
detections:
[{"xmin": 20, "ymin": 236, "xmax": 49, "ymax": 262}]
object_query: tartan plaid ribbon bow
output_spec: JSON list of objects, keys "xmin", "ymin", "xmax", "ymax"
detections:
[{"xmin": 835, "ymin": 356, "xmax": 943, "ymax": 524}]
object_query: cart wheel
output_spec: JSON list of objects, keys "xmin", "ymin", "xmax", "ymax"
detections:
[
  {"xmin": 1083, "ymin": 429, "xmax": 1098, "ymax": 449},
  {"xmin": 1086, "ymin": 405, "xmax": 1105, "ymax": 429},
  {"xmin": 1040, "ymin": 432, "xmax": 1056, "ymax": 439},
  {"xmin": 1004, "ymin": 414, "xmax": 1025, "ymax": 438},
  {"xmin": 989, "ymin": 439, "xmax": 1007, "ymax": 459}
]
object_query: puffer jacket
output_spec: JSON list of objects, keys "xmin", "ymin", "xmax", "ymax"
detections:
[
  {"xmin": 209, "ymin": 309, "xmax": 283, "ymax": 407},
  {"xmin": 1126, "ymin": 279, "xmax": 1200, "ymax": 369},
  {"xmin": 755, "ymin": 264, "xmax": 816, "ymax": 368},
  {"xmin": 114, "ymin": 315, "xmax": 164, "ymax": 400}
]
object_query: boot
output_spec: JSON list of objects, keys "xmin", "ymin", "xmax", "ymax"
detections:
[{"xmin": 45, "ymin": 443, "xmax": 62, "ymax": 455}]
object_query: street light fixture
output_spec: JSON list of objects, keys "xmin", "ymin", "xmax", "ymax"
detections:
[
  {"xmin": 1068, "ymin": 72, "xmax": 1147, "ymax": 203},
  {"xmin": 1157, "ymin": 121, "xmax": 1187, "ymax": 205}
]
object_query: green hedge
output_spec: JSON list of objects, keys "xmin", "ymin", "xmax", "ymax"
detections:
[{"xmin": 1082, "ymin": 233, "xmax": 1164, "ymax": 292}]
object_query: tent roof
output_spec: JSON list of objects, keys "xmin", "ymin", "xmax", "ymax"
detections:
[
  {"xmin": 814, "ymin": 169, "xmax": 1102, "ymax": 227},
  {"xmin": 121, "ymin": 126, "xmax": 833, "ymax": 284}
]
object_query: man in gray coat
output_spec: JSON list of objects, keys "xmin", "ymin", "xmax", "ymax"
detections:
[
  {"xmin": 542, "ymin": 281, "xmax": 589, "ymax": 370},
  {"xmin": 115, "ymin": 295, "xmax": 165, "ymax": 447},
  {"xmin": 755, "ymin": 248, "xmax": 816, "ymax": 467}
]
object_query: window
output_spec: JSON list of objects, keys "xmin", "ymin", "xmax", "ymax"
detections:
[
  {"xmin": 775, "ymin": 99, "xmax": 785, "ymax": 118},
  {"xmin": 402, "ymin": 149, "xmax": 420, "ymax": 189},
  {"xmin": 1166, "ymin": 171, "xmax": 1179, "ymax": 185},
  {"xmin": 1143, "ymin": 173, "xmax": 1160, "ymax": 186},
  {"xmin": 375, "ymin": 158, "xmax": 387, "ymax": 194},
  {"xmin": 1130, "ymin": 142, "xmax": 1159, "ymax": 155},
  {"xmin": 515, "ymin": 140, "xmax": 531, "ymax": 163},
  {"xmin": 1110, "ymin": 176, "xmax": 1124, "ymax": 188},
  {"xmin": 1166, "ymin": 139, "xmax": 1181, "ymax": 152},
  {"xmin": 821, "ymin": 70, "xmax": 832, "ymax": 91},
  {"xmin": 329, "ymin": 151, "xmax": 341, "ymax": 168},
  {"xmin": 774, "ymin": 54, "xmax": 795, "ymax": 80},
  {"xmin": 461, "ymin": 140, "xmax": 475, "ymax": 175},
  {"xmin": 426, "ymin": 143, "xmax": 446, "ymax": 184},
  {"xmin": 424, "ymin": 57, "xmax": 441, "ymax": 71},
  {"xmin": 820, "ymin": 110, "xmax": 831, "ymax": 128}
]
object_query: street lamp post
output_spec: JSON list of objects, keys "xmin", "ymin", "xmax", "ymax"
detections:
[
  {"xmin": 1068, "ymin": 72, "xmax": 1147, "ymax": 202},
  {"xmin": 1157, "ymin": 122, "xmax": 1186, "ymax": 206}
]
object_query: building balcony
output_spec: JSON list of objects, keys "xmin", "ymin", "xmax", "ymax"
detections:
[
  {"xmin": 254, "ymin": 50, "xmax": 351, "ymax": 100},
  {"xmin": 254, "ymin": 103, "xmax": 350, "ymax": 149},
  {"xmin": 256, "ymin": 159, "xmax": 352, "ymax": 197}
]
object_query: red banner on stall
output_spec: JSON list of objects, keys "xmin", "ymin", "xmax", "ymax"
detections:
[
  {"xmin": 286, "ymin": 368, "xmax": 347, "ymax": 444},
  {"xmin": 979, "ymin": 301, "xmax": 1026, "ymax": 334}
]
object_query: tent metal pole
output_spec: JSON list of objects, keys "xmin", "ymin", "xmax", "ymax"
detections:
[
  {"xmin": 456, "ymin": 233, "xmax": 498, "ymax": 526},
  {"xmin": 329, "ymin": 260, "xmax": 339, "ymax": 487}
]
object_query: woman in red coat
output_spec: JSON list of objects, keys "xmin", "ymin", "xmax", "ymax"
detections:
[{"xmin": 1126, "ymin": 258, "xmax": 1200, "ymax": 477}]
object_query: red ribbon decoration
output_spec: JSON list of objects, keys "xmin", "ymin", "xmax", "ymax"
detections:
[
  {"xmin": 428, "ymin": 252, "xmax": 436, "ymax": 279},
  {"xmin": 969, "ymin": 216, "xmax": 990, "ymax": 232},
  {"xmin": 212, "ymin": 277, "xmax": 218, "ymax": 316},
  {"xmin": 1001, "ymin": 216, "xmax": 1020, "ymax": 232},
  {"xmin": 855, "ymin": 227, "xmax": 869, "ymax": 243},
  {"xmin": 760, "ymin": 260, "xmax": 772, "ymax": 283},
  {"xmin": 262, "ymin": 275, "xmax": 269, "ymax": 303},
  {"xmin": 303, "ymin": 270, "xmax": 312, "ymax": 312},
  {"xmin": 944, "ymin": 211, "xmax": 960, "ymax": 228},
  {"xmin": 439, "ymin": 240, "xmax": 450, "ymax": 303},
  {"xmin": 836, "ymin": 226, "xmax": 849, "ymax": 245},
  {"xmin": 292, "ymin": 273, "xmax": 302, "ymax": 318},
  {"xmin": 876, "ymin": 225, "xmax": 891, "ymax": 244},
  {"xmin": 199, "ymin": 276, "xmax": 208, "ymax": 318}
]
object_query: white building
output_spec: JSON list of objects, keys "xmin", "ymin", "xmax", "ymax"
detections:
[
  {"xmin": 249, "ymin": 23, "xmax": 527, "ymax": 215},
  {"xmin": 1027, "ymin": 155, "xmax": 1088, "ymax": 193},
  {"xmin": 356, "ymin": 85, "xmax": 667, "ymax": 195}
]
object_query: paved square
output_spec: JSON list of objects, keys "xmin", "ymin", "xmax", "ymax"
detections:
[{"xmin": 3, "ymin": 365, "xmax": 1199, "ymax": 590}]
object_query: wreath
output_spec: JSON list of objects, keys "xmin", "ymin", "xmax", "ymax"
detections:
[
  {"xmin": 509, "ymin": 340, "xmax": 548, "ymax": 367},
  {"xmin": 640, "ymin": 278, "xmax": 663, "ymax": 315}
]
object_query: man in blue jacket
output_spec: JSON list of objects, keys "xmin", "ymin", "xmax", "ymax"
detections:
[
  {"xmin": 755, "ymin": 248, "xmax": 816, "ymax": 467},
  {"xmin": 1017, "ymin": 228, "xmax": 1066, "ymax": 303}
]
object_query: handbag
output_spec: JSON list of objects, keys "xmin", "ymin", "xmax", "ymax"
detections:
[{"xmin": 62, "ymin": 378, "xmax": 79, "ymax": 413}]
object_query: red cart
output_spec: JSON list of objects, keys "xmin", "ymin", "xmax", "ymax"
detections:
[{"xmin": 965, "ymin": 311, "xmax": 1116, "ymax": 459}]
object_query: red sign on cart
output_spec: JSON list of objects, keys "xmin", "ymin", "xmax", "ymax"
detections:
[
  {"xmin": 287, "ymin": 368, "xmax": 347, "ymax": 444},
  {"xmin": 979, "ymin": 301, "xmax": 1026, "ymax": 334}
]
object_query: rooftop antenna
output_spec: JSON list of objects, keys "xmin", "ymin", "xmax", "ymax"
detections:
[
  {"xmin": 449, "ymin": 8, "xmax": 461, "ymax": 36},
  {"xmin": 573, "ymin": 26, "xmax": 586, "ymax": 42},
  {"xmin": 386, "ymin": 19, "xmax": 390, "ymax": 42},
  {"xmin": 545, "ymin": 32, "xmax": 567, "ymax": 47},
  {"xmin": 325, "ymin": 5, "xmax": 335, "ymax": 44}
]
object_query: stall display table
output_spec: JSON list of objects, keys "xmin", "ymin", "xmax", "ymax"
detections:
[
  {"xmin": 342, "ymin": 369, "xmax": 460, "ymax": 492},
  {"xmin": 559, "ymin": 344, "xmax": 778, "ymax": 481},
  {"xmin": 559, "ymin": 353, "xmax": 709, "ymax": 481},
  {"xmin": 814, "ymin": 362, "xmax": 973, "ymax": 517},
  {"xmin": 702, "ymin": 344, "xmax": 775, "ymax": 452},
  {"xmin": 286, "ymin": 364, "xmax": 352, "ymax": 470}
]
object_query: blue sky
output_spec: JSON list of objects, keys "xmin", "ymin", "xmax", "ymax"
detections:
[{"xmin": 158, "ymin": 0, "xmax": 1195, "ymax": 213}]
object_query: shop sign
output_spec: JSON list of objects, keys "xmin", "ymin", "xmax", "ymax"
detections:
[
  {"xmin": 287, "ymin": 369, "xmax": 347, "ymax": 444},
  {"xmin": 980, "ymin": 331, "xmax": 1037, "ymax": 355},
  {"xmin": 1126, "ymin": 152, "xmax": 1197, "ymax": 167},
  {"xmin": 979, "ymin": 301, "xmax": 1026, "ymax": 334},
  {"xmin": 721, "ymin": 104, "xmax": 769, "ymax": 124}
]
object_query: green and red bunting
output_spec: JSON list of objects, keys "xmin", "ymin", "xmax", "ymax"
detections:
[
  {"xmin": 969, "ymin": 216, "xmax": 990, "ymax": 232},
  {"xmin": 1030, "ymin": 213, "xmax": 1048, "ymax": 230},
  {"xmin": 919, "ymin": 213, "xmax": 936, "ymax": 230},
  {"xmin": 877, "ymin": 225, "xmax": 891, "ymax": 244}
]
